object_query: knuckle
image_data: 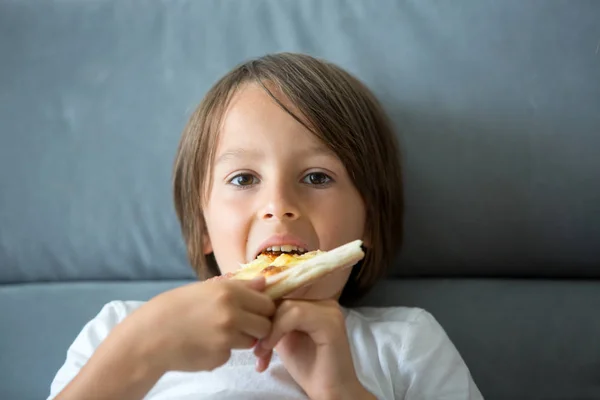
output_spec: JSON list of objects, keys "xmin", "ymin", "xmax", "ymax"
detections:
[
  {"xmin": 324, "ymin": 299, "xmax": 339, "ymax": 308},
  {"xmin": 217, "ymin": 309, "xmax": 237, "ymax": 330},
  {"xmin": 207, "ymin": 350, "xmax": 231, "ymax": 371},
  {"xmin": 332, "ymin": 310, "xmax": 346, "ymax": 327},
  {"xmin": 278, "ymin": 300, "xmax": 297, "ymax": 314},
  {"xmin": 213, "ymin": 331, "xmax": 233, "ymax": 350},
  {"xmin": 328, "ymin": 308, "xmax": 346, "ymax": 330},
  {"xmin": 214, "ymin": 286, "xmax": 235, "ymax": 305},
  {"xmin": 288, "ymin": 304, "xmax": 304, "ymax": 320},
  {"xmin": 278, "ymin": 299, "xmax": 293, "ymax": 310}
]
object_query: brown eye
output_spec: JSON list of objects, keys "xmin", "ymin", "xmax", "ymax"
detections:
[
  {"xmin": 303, "ymin": 172, "xmax": 332, "ymax": 186},
  {"xmin": 230, "ymin": 174, "xmax": 258, "ymax": 187}
]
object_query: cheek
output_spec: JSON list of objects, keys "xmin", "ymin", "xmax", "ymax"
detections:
[
  {"xmin": 310, "ymin": 188, "xmax": 366, "ymax": 246},
  {"xmin": 204, "ymin": 191, "xmax": 252, "ymax": 273}
]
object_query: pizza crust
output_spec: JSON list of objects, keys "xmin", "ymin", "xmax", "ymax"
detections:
[
  {"xmin": 263, "ymin": 240, "xmax": 365, "ymax": 299},
  {"xmin": 205, "ymin": 240, "xmax": 365, "ymax": 300}
]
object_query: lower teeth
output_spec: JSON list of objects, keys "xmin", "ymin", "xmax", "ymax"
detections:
[{"xmin": 261, "ymin": 250, "xmax": 305, "ymax": 256}]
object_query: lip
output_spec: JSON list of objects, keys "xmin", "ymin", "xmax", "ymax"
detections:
[{"xmin": 252, "ymin": 234, "xmax": 311, "ymax": 260}]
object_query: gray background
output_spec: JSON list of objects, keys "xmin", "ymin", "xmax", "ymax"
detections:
[{"xmin": 1, "ymin": 1, "xmax": 599, "ymax": 399}]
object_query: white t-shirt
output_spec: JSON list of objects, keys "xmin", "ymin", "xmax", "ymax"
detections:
[{"xmin": 48, "ymin": 301, "xmax": 483, "ymax": 400}]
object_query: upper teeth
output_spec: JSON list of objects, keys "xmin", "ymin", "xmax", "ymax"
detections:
[{"xmin": 266, "ymin": 245, "xmax": 305, "ymax": 253}]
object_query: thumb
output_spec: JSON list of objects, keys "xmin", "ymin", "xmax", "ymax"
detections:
[{"xmin": 244, "ymin": 276, "xmax": 266, "ymax": 291}]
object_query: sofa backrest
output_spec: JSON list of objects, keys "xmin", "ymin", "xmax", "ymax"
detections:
[
  {"xmin": 1, "ymin": 1, "xmax": 599, "ymax": 399},
  {"xmin": 2, "ymin": 1, "xmax": 599, "ymax": 285}
]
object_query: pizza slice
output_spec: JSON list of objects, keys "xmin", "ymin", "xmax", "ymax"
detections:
[{"xmin": 209, "ymin": 240, "xmax": 364, "ymax": 299}]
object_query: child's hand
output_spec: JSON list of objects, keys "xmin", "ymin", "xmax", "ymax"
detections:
[
  {"xmin": 128, "ymin": 277, "xmax": 276, "ymax": 373},
  {"xmin": 253, "ymin": 300, "xmax": 374, "ymax": 400}
]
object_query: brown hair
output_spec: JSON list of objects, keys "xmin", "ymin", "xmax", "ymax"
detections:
[{"xmin": 173, "ymin": 53, "xmax": 403, "ymax": 306}]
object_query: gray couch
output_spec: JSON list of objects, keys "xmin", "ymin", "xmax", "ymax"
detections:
[{"xmin": 1, "ymin": 1, "xmax": 599, "ymax": 399}]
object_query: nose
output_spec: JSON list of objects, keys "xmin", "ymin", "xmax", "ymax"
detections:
[{"xmin": 259, "ymin": 181, "xmax": 300, "ymax": 221}]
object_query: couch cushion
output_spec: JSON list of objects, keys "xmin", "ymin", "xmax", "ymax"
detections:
[
  {"xmin": 2, "ymin": 279, "xmax": 600, "ymax": 400},
  {"xmin": 360, "ymin": 279, "xmax": 600, "ymax": 400},
  {"xmin": 0, "ymin": 281, "xmax": 188, "ymax": 400},
  {"xmin": 1, "ymin": 0, "xmax": 599, "ymax": 284}
]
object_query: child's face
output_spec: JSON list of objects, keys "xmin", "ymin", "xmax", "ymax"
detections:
[{"xmin": 203, "ymin": 83, "xmax": 366, "ymax": 300}]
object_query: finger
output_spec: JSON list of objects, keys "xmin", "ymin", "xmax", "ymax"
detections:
[
  {"xmin": 242, "ymin": 276, "xmax": 266, "ymax": 291},
  {"xmin": 255, "ymin": 301, "xmax": 322, "ymax": 354},
  {"xmin": 237, "ymin": 311, "xmax": 272, "ymax": 340},
  {"xmin": 229, "ymin": 331, "xmax": 258, "ymax": 350},
  {"xmin": 255, "ymin": 350, "xmax": 273, "ymax": 373},
  {"xmin": 234, "ymin": 280, "xmax": 276, "ymax": 317}
]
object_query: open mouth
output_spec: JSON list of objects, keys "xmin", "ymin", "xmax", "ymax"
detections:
[{"xmin": 259, "ymin": 245, "xmax": 308, "ymax": 258}]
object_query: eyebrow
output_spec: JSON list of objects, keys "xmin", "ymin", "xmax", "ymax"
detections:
[
  {"xmin": 215, "ymin": 148, "xmax": 264, "ymax": 166},
  {"xmin": 215, "ymin": 144, "xmax": 337, "ymax": 166},
  {"xmin": 301, "ymin": 145, "xmax": 338, "ymax": 159}
]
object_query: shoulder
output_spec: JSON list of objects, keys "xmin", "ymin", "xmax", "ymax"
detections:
[
  {"xmin": 344, "ymin": 306, "xmax": 483, "ymax": 400},
  {"xmin": 344, "ymin": 305, "xmax": 427, "ymax": 324},
  {"xmin": 343, "ymin": 306, "xmax": 449, "ymax": 361},
  {"xmin": 343, "ymin": 306, "xmax": 436, "ymax": 339},
  {"xmin": 75, "ymin": 300, "xmax": 146, "ymax": 341},
  {"xmin": 47, "ymin": 301, "xmax": 146, "ymax": 399},
  {"xmin": 92, "ymin": 300, "xmax": 146, "ymax": 325},
  {"xmin": 68, "ymin": 300, "xmax": 146, "ymax": 357}
]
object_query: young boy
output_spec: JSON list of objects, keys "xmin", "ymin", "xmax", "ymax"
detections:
[{"xmin": 49, "ymin": 53, "xmax": 483, "ymax": 399}]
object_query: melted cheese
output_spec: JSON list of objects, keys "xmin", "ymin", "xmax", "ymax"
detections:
[{"xmin": 231, "ymin": 251, "xmax": 323, "ymax": 280}]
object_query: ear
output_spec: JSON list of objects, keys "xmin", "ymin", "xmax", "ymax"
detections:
[{"xmin": 202, "ymin": 234, "xmax": 213, "ymax": 255}]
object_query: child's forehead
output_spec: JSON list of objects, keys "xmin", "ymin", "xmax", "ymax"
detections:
[
  {"xmin": 215, "ymin": 83, "xmax": 331, "ymax": 155},
  {"xmin": 222, "ymin": 82, "xmax": 304, "ymax": 127}
]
